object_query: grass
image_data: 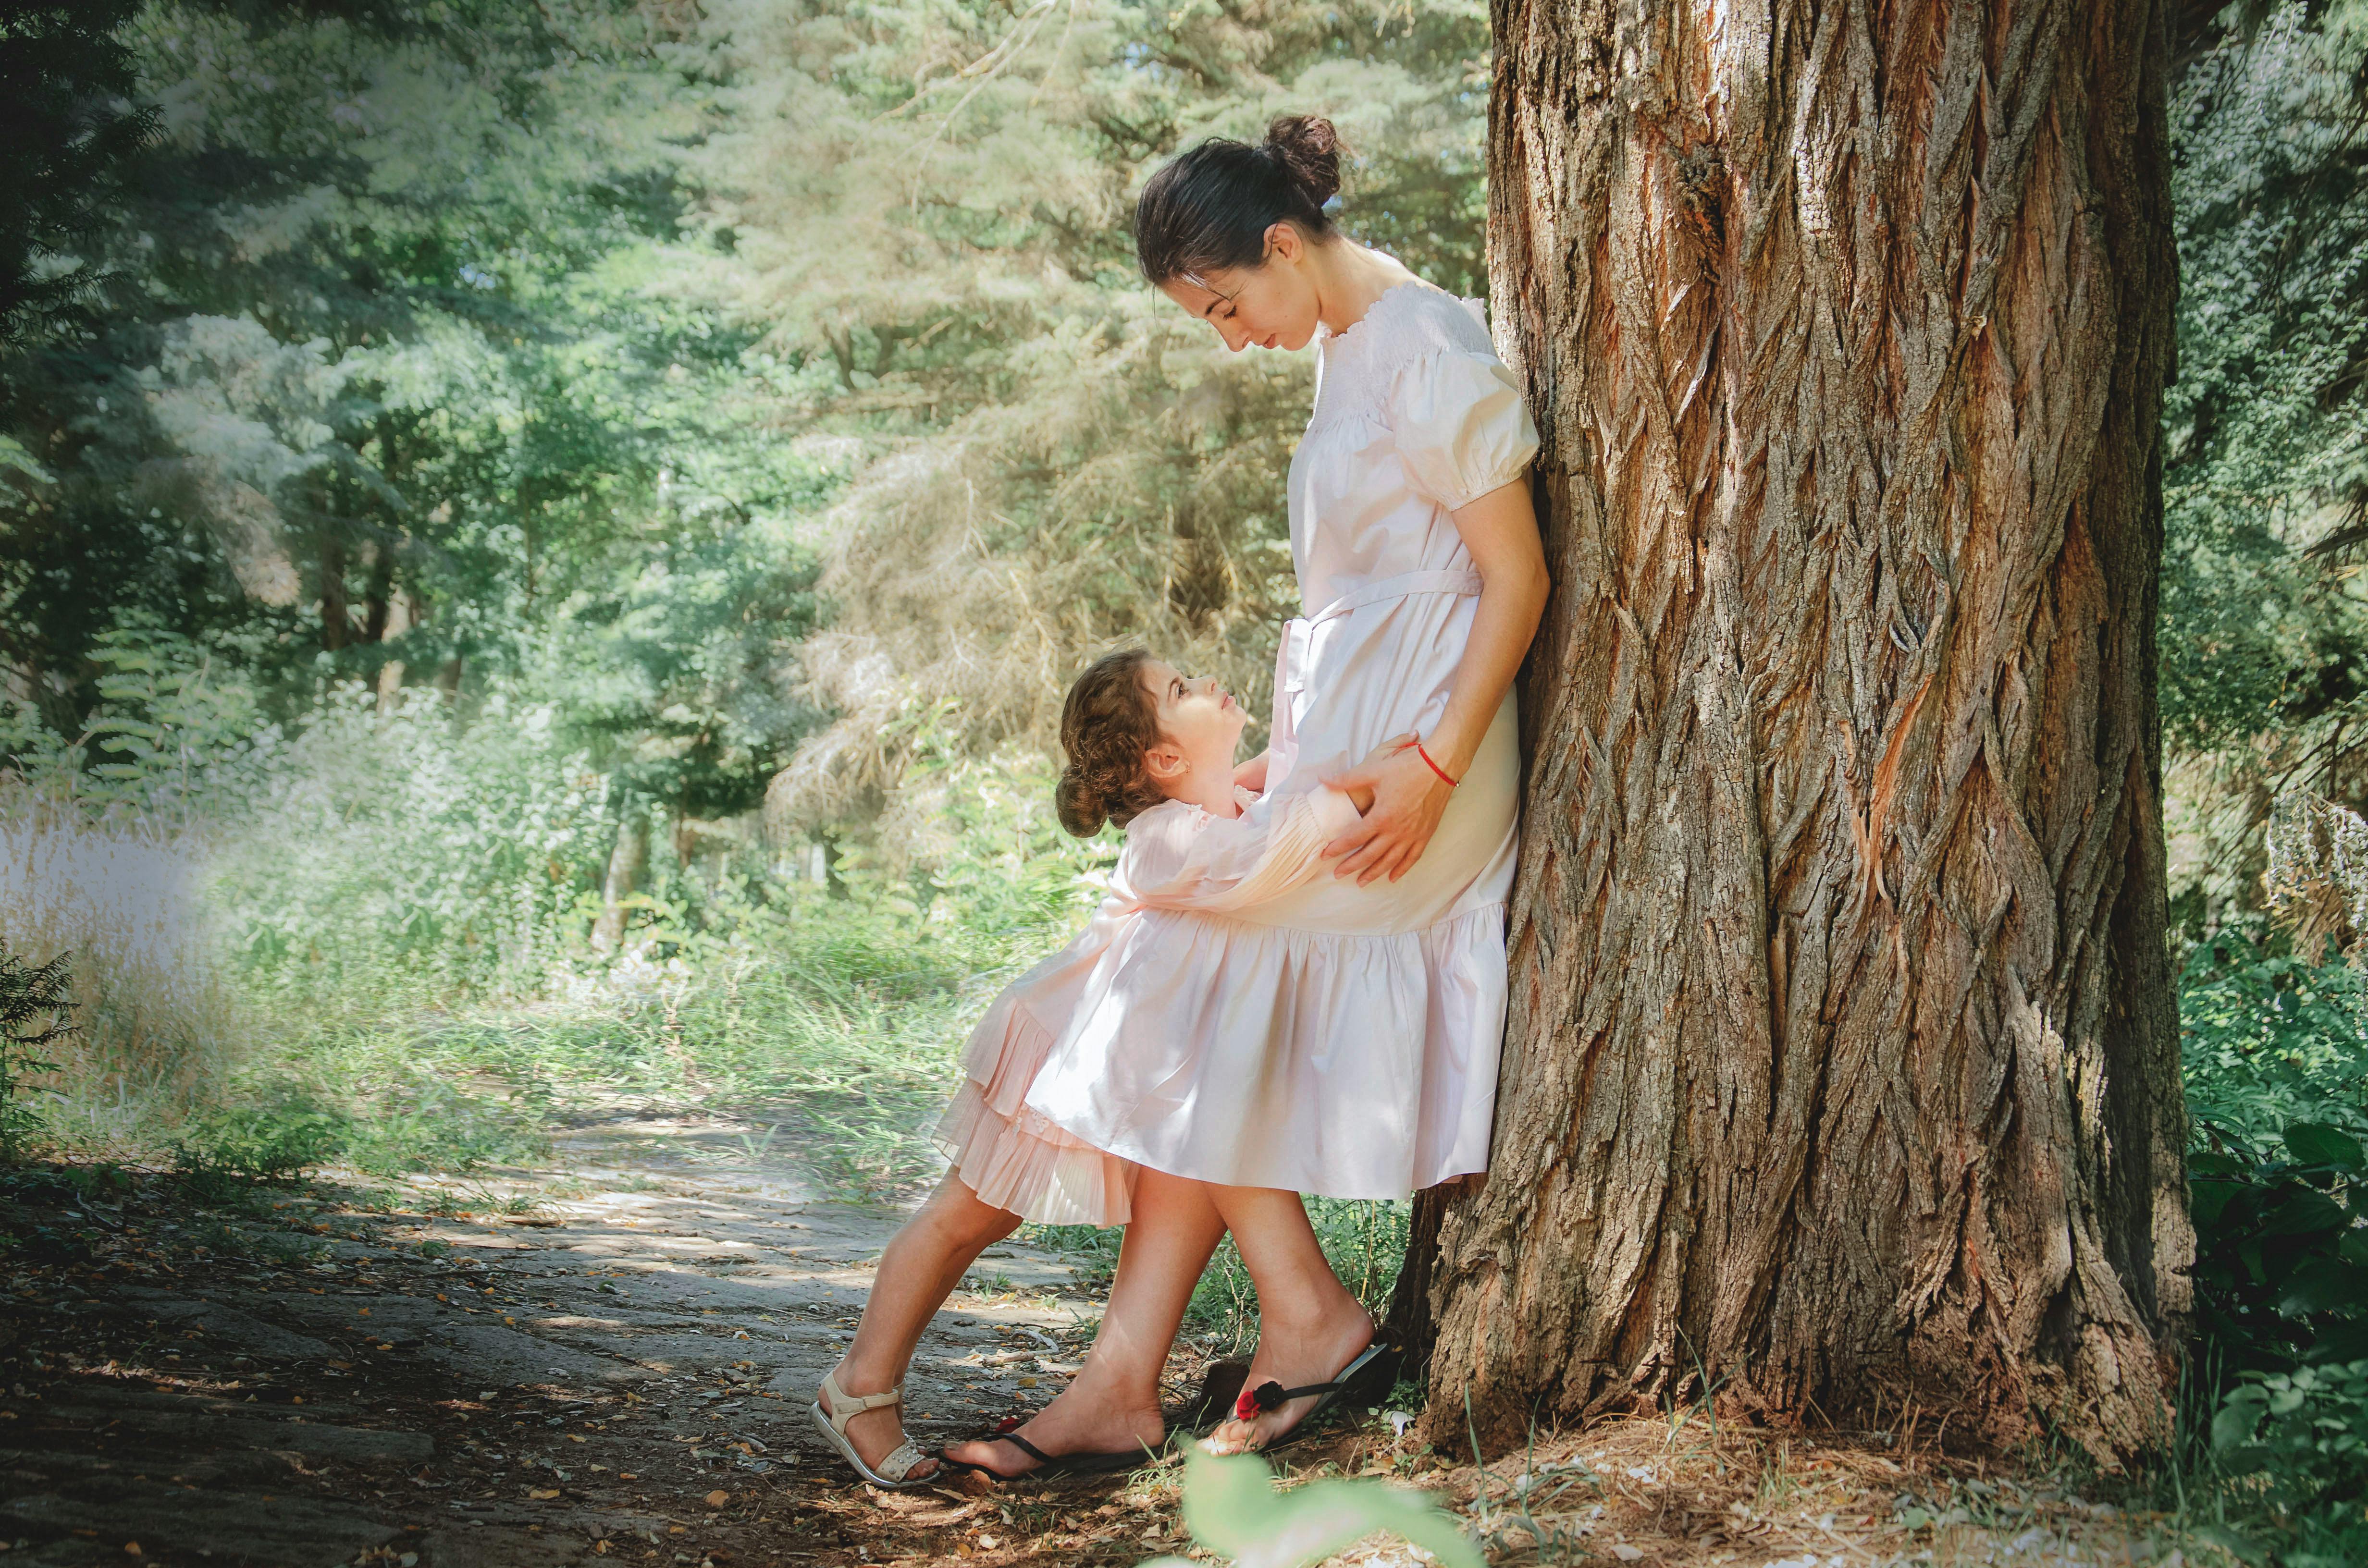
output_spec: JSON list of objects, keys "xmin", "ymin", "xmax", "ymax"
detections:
[{"xmin": 0, "ymin": 781, "xmax": 235, "ymax": 1143}]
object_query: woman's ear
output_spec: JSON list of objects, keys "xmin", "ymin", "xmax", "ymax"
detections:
[
  {"xmin": 1265, "ymin": 220, "xmax": 1303, "ymax": 267},
  {"xmin": 1143, "ymin": 742, "xmax": 1188, "ymax": 784}
]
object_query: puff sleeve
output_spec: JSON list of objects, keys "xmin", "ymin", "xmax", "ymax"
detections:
[
  {"xmin": 1112, "ymin": 786, "xmax": 1361, "ymax": 915},
  {"xmin": 1391, "ymin": 348, "xmax": 1541, "ymax": 513}
]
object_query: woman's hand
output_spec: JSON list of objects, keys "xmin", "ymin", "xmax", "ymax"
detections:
[
  {"xmin": 1233, "ymin": 748, "xmax": 1271, "ymax": 795},
  {"xmin": 1320, "ymin": 735, "xmax": 1455, "ymax": 884}
]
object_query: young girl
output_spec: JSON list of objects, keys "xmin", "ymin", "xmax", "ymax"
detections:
[{"xmin": 811, "ymin": 647, "xmax": 1383, "ymax": 1486}]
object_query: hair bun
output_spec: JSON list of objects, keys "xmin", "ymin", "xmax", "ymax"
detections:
[
  {"xmin": 1056, "ymin": 763, "xmax": 1110, "ymax": 838},
  {"xmin": 1263, "ymin": 114, "xmax": 1342, "ymax": 208}
]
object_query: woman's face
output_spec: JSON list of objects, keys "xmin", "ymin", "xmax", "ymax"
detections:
[
  {"xmin": 1157, "ymin": 222, "xmax": 1322, "ymax": 354},
  {"xmin": 1139, "ymin": 658, "xmax": 1246, "ymax": 788}
]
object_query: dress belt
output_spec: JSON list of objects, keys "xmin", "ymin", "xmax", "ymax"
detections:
[
  {"xmin": 1303, "ymin": 567, "xmax": 1484, "ymax": 626},
  {"xmin": 1274, "ymin": 568, "xmax": 1486, "ymax": 731}
]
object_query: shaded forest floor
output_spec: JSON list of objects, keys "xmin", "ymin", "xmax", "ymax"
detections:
[{"xmin": 1, "ymin": 1113, "xmax": 2217, "ymax": 1568}]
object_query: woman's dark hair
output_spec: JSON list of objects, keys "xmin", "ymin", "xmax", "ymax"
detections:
[
  {"xmin": 1134, "ymin": 114, "xmax": 1344, "ymax": 287},
  {"xmin": 1056, "ymin": 648, "xmax": 1168, "ymax": 836}
]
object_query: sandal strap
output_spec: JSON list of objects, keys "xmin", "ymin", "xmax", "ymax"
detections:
[
  {"xmin": 1237, "ymin": 1339, "xmax": 1394, "ymax": 1417},
  {"xmin": 875, "ymin": 1439, "xmax": 931, "ymax": 1483},
  {"xmin": 988, "ymin": 1429, "xmax": 1052, "ymax": 1464},
  {"xmin": 818, "ymin": 1371, "xmax": 902, "ymax": 1432}
]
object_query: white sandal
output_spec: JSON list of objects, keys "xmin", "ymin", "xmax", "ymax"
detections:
[{"xmin": 809, "ymin": 1371, "xmax": 934, "ymax": 1488}]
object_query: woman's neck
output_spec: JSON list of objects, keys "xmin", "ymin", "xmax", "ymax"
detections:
[{"xmin": 1310, "ymin": 241, "xmax": 1423, "ymax": 338}]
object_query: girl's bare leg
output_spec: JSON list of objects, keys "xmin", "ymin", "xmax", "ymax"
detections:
[
  {"xmin": 822, "ymin": 1175, "xmax": 1023, "ymax": 1482},
  {"xmin": 943, "ymin": 1167, "xmax": 1224, "ymax": 1476},
  {"xmin": 1199, "ymin": 1186, "xmax": 1373, "ymax": 1454}
]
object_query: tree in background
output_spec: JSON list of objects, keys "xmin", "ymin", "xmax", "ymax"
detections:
[
  {"xmin": 0, "ymin": 1, "xmax": 156, "ymax": 348},
  {"xmin": 1414, "ymin": 0, "xmax": 2188, "ymax": 1463},
  {"xmin": 2158, "ymin": 2, "xmax": 2368, "ymax": 928},
  {"xmin": 674, "ymin": 0, "xmax": 1497, "ymax": 857},
  {"xmin": 0, "ymin": 1, "xmax": 831, "ymax": 953}
]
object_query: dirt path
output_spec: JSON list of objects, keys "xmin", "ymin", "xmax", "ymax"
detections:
[
  {"xmin": 2, "ymin": 1111, "xmax": 1131, "ymax": 1568},
  {"xmin": 1, "ymin": 1114, "xmax": 2206, "ymax": 1568}
]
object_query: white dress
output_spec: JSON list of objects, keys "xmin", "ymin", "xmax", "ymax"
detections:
[
  {"xmin": 935, "ymin": 785, "xmax": 1362, "ymax": 1225},
  {"xmin": 938, "ymin": 279, "xmax": 1541, "ymax": 1220}
]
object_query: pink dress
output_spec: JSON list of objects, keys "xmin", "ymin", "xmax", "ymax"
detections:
[{"xmin": 937, "ymin": 280, "xmax": 1542, "ymax": 1224}]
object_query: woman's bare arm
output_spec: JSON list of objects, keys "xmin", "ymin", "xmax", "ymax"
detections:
[{"xmin": 1320, "ymin": 475, "xmax": 1547, "ymax": 883}]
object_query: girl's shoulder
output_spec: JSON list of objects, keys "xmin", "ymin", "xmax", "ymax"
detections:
[
  {"xmin": 1122, "ymin": 798, "xmax": 1195, "ymax": 839},
  {"xmin": 1123, "ymin": 790, "xmax": 1247, "ymax": 841}
]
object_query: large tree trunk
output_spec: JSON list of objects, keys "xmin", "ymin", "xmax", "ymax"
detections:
[{"xmin": 1425, "ymin": 0, "xmax": 2190, "ymax": 1464}]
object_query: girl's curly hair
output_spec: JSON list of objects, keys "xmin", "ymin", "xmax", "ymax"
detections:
[{"xmin": 1056, "ymin": 649, "xmax": 1167, "ymax": 836}]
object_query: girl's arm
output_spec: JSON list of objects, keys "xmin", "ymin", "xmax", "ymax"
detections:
[
  {"xmin": 1233, "ymin": 748, "xmax": 1271, "ymax": 794},
  {"xmin": 1320, "ymin": 474, "xmax": 1547, "ymax": 884},
  {"xmin": 1121, "ymin": 781, "xmax": 1368, "ymax": 914}
]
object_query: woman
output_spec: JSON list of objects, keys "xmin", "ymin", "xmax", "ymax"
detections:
[{"xmin": 951, "ymin": 113, "xmax": 1547, "ymax": 1466}]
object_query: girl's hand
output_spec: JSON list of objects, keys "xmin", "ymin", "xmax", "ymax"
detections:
[
  {"xmin": 1320, "ymin": 735, "xmax": 1453, "ymax": 884},
  {"xmin": 1233, "ymin": 748, "xmax": 1271, "ymax": 794}
]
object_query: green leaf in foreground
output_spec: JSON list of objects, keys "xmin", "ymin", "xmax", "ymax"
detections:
[
  {"xmin": 1153, "ymin": 1446, "xmax": 1483, "ymax": 1568},
  {"xmin": 2284, "ymin": 1121, "xmax": 2368, "ymax": 1173}
]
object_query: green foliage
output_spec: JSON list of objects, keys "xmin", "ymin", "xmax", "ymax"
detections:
[
  {"xmin": 1140, "ymin": 1446, "xmax": 1482, "ymax": 1568},
  {"xmin": 2183, "ymin": 934, "xmax": 2368, "ymax": 1152},
  {"xmin": 2161, "ymin": 2, "xmax": 2368, "ymax": 910},
  {"xmin": 2177, "ymin": 934, "xmax": 2368, "ymax": 1558},
  {"xmin": 2190, "ymin": 1121, "xmax": 2368, "ymax": 1375},
  {"xmin": 0, "ymin": 1, "xmax": 159, "ymax": 343},
  {"xmin": 173, "ymin": 1099, "xmax": 342, "ymax": 1182},
  {"xmin": 0, "ymin": 937, "xmax": 73, "ymax": 1155},
  {"xmin": 698, "ymin": 0, "xmax": 1498, "ymax": 826},
  {"xmin": 170, "ymin": 1068, "xmax": 540, "ymax": 1182},
  {"xmin": 2212, "ymin": 1360, "xmax": 2368, "ymax": 1567}
]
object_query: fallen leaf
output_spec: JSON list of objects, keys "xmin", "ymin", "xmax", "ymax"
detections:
[
  {"xmin": 705, "ymin": 1490, "xmax": 730, "ymax": 1508},
  {"xmin": 123, "ymin": 1546, "xmax": 141, "ymax": 1558},
  {"xmin": 528, "ymin": 1488, "xmax": 560, "ymax": 1500}
]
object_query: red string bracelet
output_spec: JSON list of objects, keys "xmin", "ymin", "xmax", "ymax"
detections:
[{"xmin": 1413, "ymin": 736, "xmax": 1460, "ymax": 788}]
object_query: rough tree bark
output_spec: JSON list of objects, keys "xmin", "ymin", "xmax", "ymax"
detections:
[{"xmin": 1420, "ymin": 0, "xmax": 2191, "ymax": 1462}]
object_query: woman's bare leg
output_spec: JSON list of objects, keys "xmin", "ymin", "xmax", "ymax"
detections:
[
  {"xmin": 943, "ymin": 1167, "xmax": 1224, "ymax": 1476},
  {"xmin": 822, "ymin": 1175, "xmax": 1022, "ymax": 1481},
  {"xmin": 1199, "ymin": 1186, "xmax": 1373, "ymax": 1454}
]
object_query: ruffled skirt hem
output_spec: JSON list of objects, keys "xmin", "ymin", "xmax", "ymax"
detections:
[{"xmin": 932, "ymin": 1000, "xmax": 1137, "ymax": 1227}]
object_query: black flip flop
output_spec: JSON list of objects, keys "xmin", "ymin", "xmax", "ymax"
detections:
[
  {"xmin": 939, "ymin": 1416, "xmax": 1152, "ymax": 1480},
  {"xmin": 1225, "ymin": 1338, "xmax": 1400, "ymax": 1451},
  {"xmin": 1169, "ymin": 1357, "xmax": 1251, "ymax": 1434}
]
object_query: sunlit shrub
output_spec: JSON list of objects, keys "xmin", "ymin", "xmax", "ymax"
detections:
[
  {"xmin": 215, "ymin": 683, "xmax": 613, "ymax": 1007},
  {"xmin": 0, "ymin": 779, "xmax": 234, "ymax": 1135}
]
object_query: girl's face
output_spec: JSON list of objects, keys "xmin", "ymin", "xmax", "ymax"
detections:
[
  {"xmin": 1156, "ymin": 222, "xmax": 1323, "ymax": 354},
  {"xmin": 1139, "ymin": 659, "xmax": 1246, "ymax": 792}
]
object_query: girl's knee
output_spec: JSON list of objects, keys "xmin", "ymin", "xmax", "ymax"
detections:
[{"xmin": 921, "ymin": 1176, "xmax": 1023, "ymax": 1244}]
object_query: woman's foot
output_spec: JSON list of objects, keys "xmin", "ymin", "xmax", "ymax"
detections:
[
  {"xmin": 943, "ymin": 1380, "xmax": 1164, "ymax": 1478},
  {"xmin": 818, "ymin": 1365, "xmax": 939, "ymax": 1483},
  {"xmin": 1200, "ymin": 1301, "xmax": 1375, "ymax": 1454}
]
